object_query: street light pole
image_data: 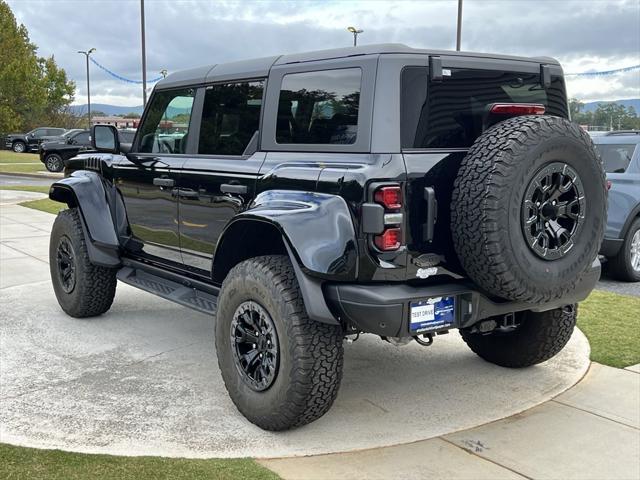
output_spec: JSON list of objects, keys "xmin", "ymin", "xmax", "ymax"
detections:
[
  {"xmin": 77, "ymin": 48, "xmax": 96, "ymax": 128},
  {"xmin": 347, "ymin": 26, "xmax": 363, "ymax": 46},
  {"xmin": 140, "ymin": 0, "xmax": 147, "ymax": 106},
  {"xmin": 456, "ymin": 0, "xmax": 463, "ymax": 51}
]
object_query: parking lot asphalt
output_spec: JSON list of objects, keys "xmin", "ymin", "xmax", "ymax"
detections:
[{"xmin": 0, "ymin": 197, "xmax": 591, "ymax": 459}]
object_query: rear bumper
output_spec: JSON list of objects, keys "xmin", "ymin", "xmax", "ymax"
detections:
[
  {"xmin": 324, "ymin": 259, "xmax": 601, "ymax": 338},
  {"xmin": 600, "ymin": 238, "xmax": 623, "ymax": 258}
]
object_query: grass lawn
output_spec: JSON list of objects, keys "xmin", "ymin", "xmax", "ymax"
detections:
[
  {"xmin": 0, "ymin": 150, "xmax": 40, "ymax": 163},
  {"xmin": 577, "ymin": 290, "xmax": 640, "ymax": 368},
  {"xmin": 0, "ymin": 186, "xmax": 65, "ymax": 214},
  {"xmin": 0, "ymin": 443, "xmax": 279, "ymax": 480},
  {"xmin": 0, "ymin": 150, "xmax": 49, "ymax": 174},
  {"xmin": 19, "ymin": 197, "xmax": 66, "ymax": 214},
  {"xmin": 0, "ymin": 163, "xmax": 48, "ymax": 174}
]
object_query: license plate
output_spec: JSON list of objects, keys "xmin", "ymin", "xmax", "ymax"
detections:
[{"xmin": 409, "ymin": 296, "xmax": 455, "ymax": 334}]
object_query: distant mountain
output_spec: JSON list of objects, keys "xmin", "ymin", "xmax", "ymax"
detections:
[
  {"xmin": 582, "ymin": 99, "xmax": 640, "ymax": 113},
  {"xmin": 70, "ymin": 103, "xmax": 189, "ymax": 118},
  {"xmin": 70, "ymin": 104, "xmax": 144, "ymax": 116}
]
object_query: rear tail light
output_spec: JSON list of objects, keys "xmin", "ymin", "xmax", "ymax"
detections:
[
  {"xmin": 490, "ymin": 103, "xmax": 546, "ymax": 116},
  {"xmin": 372, "ymin": 184, "xmax": 403, "ymax": 251},
  {"xmin": 374, "ymin": 228, "xmax": 401, "ymax": 251},
  {"xmin": 606, "ymin": 180, "xmax": 612, "ymax": 190},
  {"xmin": 374, "ymin": 186, "xmax": 402, "ymax": 210}
]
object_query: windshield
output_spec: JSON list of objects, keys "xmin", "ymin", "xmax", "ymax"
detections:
[
  {"xmin": 593, "ymin": 143, "xmax": 636, "ymax": 173},
  {"xmin": 62, "ymin": 129, "xmax": 82, "ymax": 138}
]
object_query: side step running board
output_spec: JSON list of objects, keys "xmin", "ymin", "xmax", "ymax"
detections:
[{"xmin": 117, "ymin": 265, "xmax": 218, "ymax": 315}]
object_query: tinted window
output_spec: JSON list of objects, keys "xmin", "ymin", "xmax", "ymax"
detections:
[
  {"xmin": 32, "ymin": 129, "xmax": 46, "ymax": 137},
  {"xmin": 198, "ymin": 81, "xmax": 264, "ymax": 156},
  {"xmin": 72, "ymin": 132, "xmax": 91, "ymax": 145},
  {"xmin": 401, "ymin": 67, "xmax": 568, "ymax": 149},
  {"xmin": 48, "ymin": 128, "xmax": 65, "ymax": 136},
  {"xmin": 137, "ymin": 88, "xmax": 195, "ymax": 153},
  {"xmin": 594, "ymin": 143, "xmax": 636, "ymax": 173},
  {"xmin": 276, "ymin": 68, "xmax": 361, "ymax": 145}
]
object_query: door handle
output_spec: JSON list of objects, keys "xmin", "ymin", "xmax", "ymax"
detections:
[
  {"xmin": 220, "ymin": 183, "xmax": 247, "ymax": 194},
  {"xmin": 153, "ymin": 177, "xmax": 175, "ymax": 187}
]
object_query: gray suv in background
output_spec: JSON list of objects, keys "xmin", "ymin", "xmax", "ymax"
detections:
[{"xmin": 593, "ymin": 131, "xmax": 640, "ymax": 281}]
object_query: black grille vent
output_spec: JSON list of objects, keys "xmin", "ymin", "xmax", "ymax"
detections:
[{"xmin": 85, "ymin": 156, "xmax": 101, "ymax": 172}]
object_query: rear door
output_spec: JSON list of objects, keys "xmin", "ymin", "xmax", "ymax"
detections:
[
  {"xmin": 114, "ymin": 87, "xmax": 196, "ymax": 265},
  {"xmin": 177, "ymin": 80, "xmax": 266, "ymax": 274}
]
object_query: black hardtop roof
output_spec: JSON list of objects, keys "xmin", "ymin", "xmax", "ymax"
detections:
[{"xmin": 156, "ymin": 43, "xmax": 560, "ymax": 90}]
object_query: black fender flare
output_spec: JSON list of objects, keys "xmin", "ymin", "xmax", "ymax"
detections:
[
  {"xmin": 213, "ymin": 190, "xmax": 359, "ymax": 325},
  {"xmin": 223, "ymin": 189, "xmax": 358, "ymax": 280},
  {"xmin": 49, "ymin": 170, "xmax": 121, "ymax": 267}
]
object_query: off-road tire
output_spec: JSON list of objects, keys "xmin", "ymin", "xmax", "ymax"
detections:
[
  {"xmin": 215, "ymin": 255, "xmax": 344, "ymax": 431},
  {"xmin": 45, "ymin": 153, "xmax": 64, "ymax": 172},
  {"xmin": 607, "ymin": 218, "xmax": 640, "ymax": 282},
  {"xmin": 451, "ymin": 115, "xmax": 606, "ymax": 303},
  {"xmin": 12, "ymin": 141, "xmax": 26, "ymax": 153},
  {"xmin": 50, "ymin": 208, "xmax": 117, "ymax": 317},
  {"xmin": 460, "ymin": 305, "xmax": 577, "ymax": 368}
]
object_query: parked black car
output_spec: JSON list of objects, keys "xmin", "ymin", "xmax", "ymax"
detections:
[
  {"xmin": 48, "ymin": 44, "xmax": 606, "ymax": 431},
  {"xmin": 40, "ymin": 129, "xmax": 136, "ymax": 172},
  {"xmin": 5, "ymin": 127, "xmax": 66, "ymax": 153}
]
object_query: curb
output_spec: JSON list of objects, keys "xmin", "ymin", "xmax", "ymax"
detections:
[{"xmin": 0, "ymin": 171, "xmax": 61, "ymax": 180}]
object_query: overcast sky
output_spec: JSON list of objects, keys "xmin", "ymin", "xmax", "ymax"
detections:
[{"xmin": 8, "ymin": 0, "xmax": 640, "ymax": 106}]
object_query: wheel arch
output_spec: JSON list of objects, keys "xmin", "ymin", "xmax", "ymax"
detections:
[
  {"xmin": 211, "ymin": 189, "xmax": 359, "ymax": 326},
  {"xmin": 49, "ymin": 170, "xmax": 121, "ymax": 267},
  {"xmin": 620, "ymin": 204, "xmax": 640, "ymax": 239}
]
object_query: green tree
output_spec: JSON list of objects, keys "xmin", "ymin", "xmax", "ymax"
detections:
[
  {"xmin": 0, "ymin": 0, "xmax": 75, "ymax": 135},
  {"xmin": 123, "ymin": 112, "xmax": 141, "ymax": 119},
  {"xmin": 593, "ymin": 103, "xmax": 639, "ymax": 130}
]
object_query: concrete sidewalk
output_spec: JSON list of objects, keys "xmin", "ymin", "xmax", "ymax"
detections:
[{"xmin": 260, "ymin": 362, "xmax": 640, "ymax": 480}]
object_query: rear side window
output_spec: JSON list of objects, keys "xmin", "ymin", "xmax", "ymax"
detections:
[
  {"xmin": 594, "ymin": 143, "xmax": 636, "ymax": 173},
  {"xmin": 198, "ymin": 81, "xmax": 264, "ymax": 156},
  {"xmin": 276, "ymin": 68, "xmax": 361, "ymax": 145},
  {"xmin": 401, "ymin": 67, "xmax": 568, "ymax": 149}
]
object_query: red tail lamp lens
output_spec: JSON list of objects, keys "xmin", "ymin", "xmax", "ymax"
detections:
[
  {"xmin": 374, "ymin": 186, "xmax": 402, "ymax": 210},
  {"xmin": 490, "ymin": 103, "xmax": 546, "ymax": 115},
  {"xmin": 374, "ymin": 228, "xmax": 401, "ymax": 251}
]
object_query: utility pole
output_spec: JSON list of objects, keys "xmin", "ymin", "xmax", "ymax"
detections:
[
  {"xmin": 347, "ymin": 26, "xmax": 363, "ymax": 46},
  {"xmin": 140, "ymin": 0, "xmax": 147, "ymax": 106},
  {"xmin": 456, "ymin": 0, "xmax": 463, "ymax": 51},
  {"xmin": 77, "ymin": 48, "xmax": 96, "ymax": 128}
]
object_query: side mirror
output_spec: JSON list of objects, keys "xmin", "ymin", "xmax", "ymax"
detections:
[{"xmin": 91, "ymin": 125, "xmax": 120, "ymax": 153}]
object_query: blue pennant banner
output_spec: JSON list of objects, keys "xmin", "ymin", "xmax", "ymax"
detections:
[
  {"xmin": 90, "ymin": 57, "xmax": 164, "ymax": 84},
  {"xmin": 565, "ymin": 65, "xmax": 640, "ymax": 77}
]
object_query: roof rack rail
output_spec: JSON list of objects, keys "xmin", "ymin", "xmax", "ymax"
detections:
[{"xmin": 605, "ymin": 130, "xmax": 640, "ymax": 136}]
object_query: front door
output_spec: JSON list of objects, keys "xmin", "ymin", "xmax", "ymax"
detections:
[
  {"xmin": 114, "ymin": 87, "xmax": 196, "ymax": 265},
  {"xmin": 177, "ymin": 80, "xmax": 265, "ymax": 274}
]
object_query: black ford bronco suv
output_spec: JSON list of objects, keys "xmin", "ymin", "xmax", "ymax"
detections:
[{"xmin": 47, "ymin": 44, "xmax": 606, "ymax": 431}]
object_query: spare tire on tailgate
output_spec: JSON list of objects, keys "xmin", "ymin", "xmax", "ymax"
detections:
[{"xmin": 451, "ymin": 115, "xmax": 606, "ymax": 303}]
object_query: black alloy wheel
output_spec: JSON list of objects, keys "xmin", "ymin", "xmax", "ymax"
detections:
[
  {"xmin": 230, "ymin": 300, "xmax": 280, "ymax": 392},
  {"xmin": 56, "ymin": 236, "xmax": 77, "ymax": 294},
  {"xmin": 522, "ymin": 162, "xmax": 586, "ymax": 260}
]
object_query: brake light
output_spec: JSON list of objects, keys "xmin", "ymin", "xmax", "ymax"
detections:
[
  {"xmin": 490, "ymin": 103, "xmax": 546, "ymax": 115},
  {"xmin": 374, "ymin": 228, "xmax": 401, "ymax": 251},
  {"xmin": 374, "ymin": 186, "xmax": 402, "ymax": 210}
]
